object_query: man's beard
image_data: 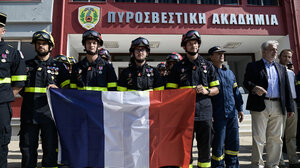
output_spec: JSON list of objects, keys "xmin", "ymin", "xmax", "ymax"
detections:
[
  {"xmin": 135, "ymin": 58, "xmax": 145, "ymax": 63},
  {"xmin": 185, "ymin": 49, "xmax": 199, "ymax": 56},
  {"xmin": 36, "ymin": 49, "xmax": 49, "ymax": 57}
]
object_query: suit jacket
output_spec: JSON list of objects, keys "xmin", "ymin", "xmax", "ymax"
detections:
[{"xmin": 243, "ymin": 59, "xmax": 294, "ymax": 114}]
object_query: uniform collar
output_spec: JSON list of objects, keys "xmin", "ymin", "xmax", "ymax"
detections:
[
  {"xmin": 0, "ymin": 38, "xmax": 5, "ymax": 47},
  {"xmin": 33, "ymin": 55, "xmax": 53, "ymax": 65}
]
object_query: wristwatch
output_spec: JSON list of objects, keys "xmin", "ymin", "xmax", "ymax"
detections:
[{"xmin": 207, "ymin": 89, "xmax": 211, "ymax": 96}]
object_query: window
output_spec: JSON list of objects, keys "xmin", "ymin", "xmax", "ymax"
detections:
[
  {"xmin": 248, "ymin": 0, "xmax": 279, "ymax": 6},
  {"xmin": 221, "ymin": 0, "xmax": 239, "ymax": 5},
  {"xmin": 6, "ymin": 41, "xmax": 35, "ymax": 61},
  {"xmin": 179, "ymin": 0, "xmax": 198, "ymax": 4}
]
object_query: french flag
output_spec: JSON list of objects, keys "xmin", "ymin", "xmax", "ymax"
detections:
[{"xmin": 47, "ymin": 88, "xmax": 196, "ymax": 168}]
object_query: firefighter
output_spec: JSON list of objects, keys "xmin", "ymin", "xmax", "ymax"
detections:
[
  {"xmin": 55, "ymin": 54, "xmax": 77, "ymax": 73},
  {"xmin": 156, "ymin": 62, "xmax": 167, "ymax": 85},
  {"xmin": 208, "ymin": 46, "xmax": 244, "ymax": 167},
  {"xmin": 166, "ymin": 52, "xmax": 182, "ymax": 74},
  {"xmin": 0, "ymin": 12, "xmax": 26, "ymax": 167},
  {"xmin": 70, "ymin": 30, "xmax": 117, "ymax": 91},
  {"xmin": 117, "ymin": 37, "xmax": 164, "ymax": 91},
  {"xmin": 98, "ymin": 48, "xmax": 111, "ymax": 63},
  {"xmin": 166, "ymin": 30, "xmax": 219, "ymax": 168},
  {"xmin": 19, "ymin": 30, "xmax": 69, "ymax": 168}
]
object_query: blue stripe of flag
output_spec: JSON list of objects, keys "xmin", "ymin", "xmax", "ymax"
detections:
[{"xmin": 49, "ymin": 88, "xmax": 105, "ymax": 167}]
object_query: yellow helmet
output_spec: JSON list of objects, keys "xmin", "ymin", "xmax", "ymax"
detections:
[{"xmin": 32, "ymin": 30, "xmax": 55, "ymax": 47}]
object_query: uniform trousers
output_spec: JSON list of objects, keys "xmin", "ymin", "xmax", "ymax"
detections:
[
  {"xmin": 251, "ymin": 100, "xmax": 284, "ymax": 168},
  {"xmin": 0, "ymin": 103, "xmax": 12, "ymax": 168},
  {"xmin": 19, "ymin": 121, "xmax": 58, "ymax": 168},
  {"xmin": 190, "ymin": 120, "xmax": 212, "ymax": 168},
  {"xmin": 280, "ymin": 100, "xmax": 299, "ymax": 165},
  {"xmin": 211, "ymin": 116, "xmax": 239, "ymax": 168}
]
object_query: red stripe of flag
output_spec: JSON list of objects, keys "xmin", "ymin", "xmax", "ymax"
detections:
[{"xmin": 149, "ymin": 89, "xmax": 196, "ymax": 168}]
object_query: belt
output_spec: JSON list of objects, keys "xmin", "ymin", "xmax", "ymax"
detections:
[{"xmin": 264, "ymin": 97, "xmax": 280, "ymax": 101}]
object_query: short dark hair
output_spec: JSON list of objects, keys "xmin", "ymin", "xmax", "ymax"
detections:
[{"xmin": 279, "ymin": 49, "xmax": 293, "ymax": 57}]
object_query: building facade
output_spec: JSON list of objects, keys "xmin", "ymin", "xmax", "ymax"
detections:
[{"xmin": 0, "ymin": 0, "xmax": 300, "ymax": 118}]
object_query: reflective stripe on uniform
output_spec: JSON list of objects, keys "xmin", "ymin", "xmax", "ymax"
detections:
[
  {"xmin": 198, "ymin": 161, "xmax": 211, "ymax": 168},
  {"xmin": 0, "ymin": 78, "xmax": 11, "ymax": 84},
  {"xmin": 11, "ymin": 75, "xmax": 27, "ymax": 81},
  {"xmin": 107, "ymin": 82, "xmax": 117, "ymax": 88},
  {"xmin": 166, "ymin": 83, "xmax": 178, "ymax": 89},
  {"xmin": 77, "ymin": 86, "xmax": 107, "ymax": 91},
  {"xmin": 225, "ymin": 149, "xmax": 239, "ymax": 155},
  {"xmin": 117, "ymin": 86, "xmax": 127, "ymax": 91},
  {"xmin": 25, "ymin": 87, "xmax": 47, "ymax": 93},
  {"xmin": 70, "ymin": 83, "xmax": 77, "ymax": 89},
  {"xmin": 179, "ymin": 86, "xmax": 196, "ymax": 89},
  {"xmin": 154, "ymin": 86, "xmax": 164, "ymax": 91},
  {"xmin": 127, "ymin": 89, "xmax": 137, "ymax": 91},
  {"xmin": 233, "ymin": 82, "xmax": 238, "ymax": 88},
  {"xmin": 210, "ymin": 80, "xmax": 220, "ymax": 87},
  {"xmin": 212, "ymin": 153, "xmax": 225, "ymax": 161},
  {"xmin": 60, "ymin": 79, "xmax": 70, "ymax": 88},
  {"xmin": 296, "ymin": 81, "xmax": 300, "ymax": 85}
]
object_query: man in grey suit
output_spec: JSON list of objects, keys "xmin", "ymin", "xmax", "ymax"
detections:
[{"xmin": 243, "ymin": 40, "xmax": 294, "ymax": 168}]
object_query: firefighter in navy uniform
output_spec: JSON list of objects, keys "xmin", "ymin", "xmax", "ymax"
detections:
[
  {"xmin": 70, "ymin": 30, "xmax": 117, "ymax": 91},
  {"xmin": 0, "ymin": 12, "xmax": 26, "ymax": 168},
  {"xmin": 166, "ymin": 52, "xmax": 182, "ymax": 75},
  {"xmin": 117, "ymin": 37, "xmax": 164, "ymax": 91},
  {"xmin": 19, "ymin": 30, "xmax": 69, "ymax": 168},
  {"xmin": 157, "ymin": 62, "xmax": 167, "ymax": 85},
  {"xmin": 208, "ymin": 46, "xmax": 244, "ymax": 167},
  {"xmin": 166, "ymin": 30, "xmax": 219, "ymax": 168},
  {"xmin": 98, "ymin": 48, "xmax": 112, "ymax": 63},
  {"xmin": 55, "ymin": 54, "xmax": 77, "ymax": 74}
]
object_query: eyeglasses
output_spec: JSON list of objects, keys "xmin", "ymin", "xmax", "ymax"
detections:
[
  {"xmin": 184, "ymin": 30, "xmax": 200, "ymax": 39},
  {"xmin": 83, "ymin": 30, "xmax": 100, "ymax": 38},
  {"xmin": 132, "ymin": 37, "xmax": 149, "ymax": 46}
]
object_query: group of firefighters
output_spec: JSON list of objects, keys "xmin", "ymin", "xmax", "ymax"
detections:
[{"xmin": 1, "ymin": 10, "xmax": 298, "ymax": 168}]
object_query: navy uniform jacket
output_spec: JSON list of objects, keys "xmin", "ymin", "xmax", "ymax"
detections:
[
  {"xmin": 70, "ymin": 56, "xmax": 117, "ymax": 91},
  {"xmin": 166, "ymin": 55, "xmax": 219, "ymax": 121},
  {"xmin": 21, "ymin": 56, "xmax": 69, "ymax": 124},
  {"xmin": 0, "ymin": 39, "xmax": 26, "ymax": 104},
  {"xmin": 243, "ymin": 59, "xmax": 294, "ymax": 114},
  {"xmin": 211, "ymin": 65, "xmax": 243, "ymax": 119},
  {"xmin": 117, "ymin": 63, "xmax": 164, "ymax": 91}
]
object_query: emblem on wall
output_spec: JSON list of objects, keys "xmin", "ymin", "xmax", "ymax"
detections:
[{"xmin": 78, "ymin": 5, "xmax": 100, "ymax": 30}]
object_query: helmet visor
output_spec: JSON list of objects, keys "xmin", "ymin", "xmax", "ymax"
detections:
[
  {"xmin": 83, "ymin": 30, "xmax": 100, "ymax": 39},
  {"xmin": 167, "ymin": 54, "xmax": 180, "ymax": 61},
  {"xmin": 184, "ymin": 30, "xmax": 200, "ymax": 39},
  {"xmin": 33, "ymin": 31, "xmax": 51, "ymax": 41},
  {"xmin": 132, "ymin": 38, "xmax": 149, "ymax": 47}
]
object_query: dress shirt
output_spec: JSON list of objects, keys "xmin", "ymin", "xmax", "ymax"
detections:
[{"xmin": 263, "ymin": 58, "xmax": 280, "ymax": 98}]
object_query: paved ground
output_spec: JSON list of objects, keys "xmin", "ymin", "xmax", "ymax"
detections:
[{"xmin": 7, "ymin": 135, "xmax": 297, "ymax": 168}]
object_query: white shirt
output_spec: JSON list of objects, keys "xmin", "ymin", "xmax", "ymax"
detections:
[{"xmin": 287, "ymin": 69, "xmax": 297, "ymax": 99}]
